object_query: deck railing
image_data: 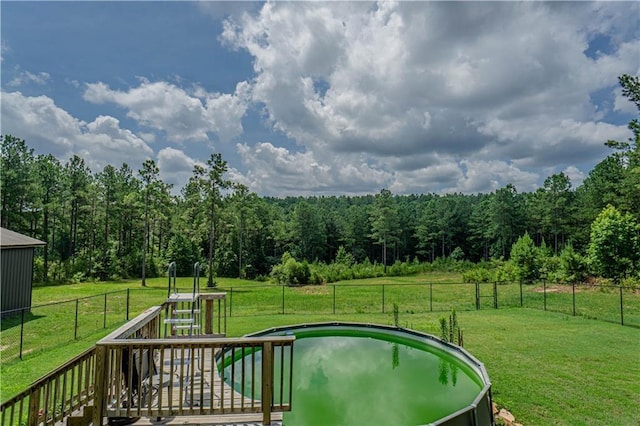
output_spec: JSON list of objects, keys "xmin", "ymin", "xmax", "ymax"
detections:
[
  {"xmin": 93, "ymin": 303, "xmax": 294, "ymax": 425},
  {"xmin": 2, "ymin": 299, "xmax": 292, "ymax": 426},
  {"xmin": 95, "ymin": 337, "xmax": 294, "ymax": 424},
  {"xmin": 0, "ymin": 347, "xmax": 96, "ymax": 426}
]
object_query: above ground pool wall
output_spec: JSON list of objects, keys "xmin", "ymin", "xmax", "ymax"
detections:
[{"xmin": 245, "ymin": 321, "xmax": 495, "ymax": 426}]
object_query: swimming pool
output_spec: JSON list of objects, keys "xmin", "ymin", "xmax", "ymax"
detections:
[{"xmin": 224, "ymin": 322, "xmax": 493, "ymax": 425}]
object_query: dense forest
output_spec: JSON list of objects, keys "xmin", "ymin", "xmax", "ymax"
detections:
[{"xmin": 2, "ymin": 75, "xmax": 638, "ymax": 286}]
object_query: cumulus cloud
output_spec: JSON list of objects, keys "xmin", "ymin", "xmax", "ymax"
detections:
[
  {"xmin": 156, "ymin": 147, "xmax": 200, "ymax": 191},
  {"xmin": 222, "ymin": 1, "xmax": 637, "ymax": 194},
  {"xmin": 3, "ymin": 1, "xmax": 637, "ymax": 196},
  {"xmin": 1, "ymin": 91, "xmax": 153, "ymax": 171},
  {"xmin": 83, "ymin": 79, "xmax": 250, "ymax": 144},
  {"xmin": 79, "ymin": 115, "xmax": 153, "ymax": 169},
  {"xmin": 7, "ymin": 70, "xmax": 51, "ymax": 87},
  {"xmin": 1, "ymin": 91, "xmax": 78, "ymax": 157},
  {"xmin": 563, "ymin": 165, "xmax": 586, "ymax": 188},
  {"xmin": 613, "ymin": 86, "xmax": 638, "ymax": 115},
  {"xmin": 237, "ymin": 142, "xmax": 391, "ymax": 196}
]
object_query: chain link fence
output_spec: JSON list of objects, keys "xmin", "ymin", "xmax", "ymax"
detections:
[
  {"xmin": 0, "ymin": 290, "xmax": 130, "ymax": 362},
  {"xmin": 1, "ymin": 281, "xmax": 637, "ymax": 364},
  {"xmin": 222, "ymin": 281, "xmax": 639, "ymax": 328}
]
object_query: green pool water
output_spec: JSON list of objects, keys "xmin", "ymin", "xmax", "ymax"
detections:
[{"xmin": 223, "ymin": 326, "xmax": 485, "ymax": 426}]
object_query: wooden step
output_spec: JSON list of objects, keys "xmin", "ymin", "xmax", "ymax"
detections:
[{"xmin": 65, "ymin": 405, "xmax": 94, "ymax": 426}]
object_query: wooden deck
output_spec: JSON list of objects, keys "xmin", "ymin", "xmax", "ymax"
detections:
[
  {"xmin": 1, "ymin": 303, "xmax": 292, "ymax": 426},
  {"xmin": 130, "ymin": 412, "xmax": 282, "ymax": 425}
]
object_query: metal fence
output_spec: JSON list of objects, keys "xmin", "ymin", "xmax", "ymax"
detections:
[
  {"xmin": 221, "ymin": 281, "xmax": 640, "ymax": 328},
  {"xmin": 1, "ymin": 281, "xmax": 637, "ymax": 365},
  {"xmin": 0, "ymin": 290, "xmax": 131, "ymax": 362}
]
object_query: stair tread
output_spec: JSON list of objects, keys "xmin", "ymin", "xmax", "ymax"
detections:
[
  {"xmin": 175, "ymin": 325, "xmax": 201, "ymax": 330},
  {"xmin": 164, "ymin": 318, "xmax": 195, "ymax": 324},
  {"xmin": 174, "ymin": 309, "xmax": 200, "ymax": 314},
  {"xmin": 167, "ymin": 292, "xmax": 199, "ymax": 302}
]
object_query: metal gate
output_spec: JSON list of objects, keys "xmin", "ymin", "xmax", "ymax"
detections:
[{"xmin": 475, "ymin": 282, "xmax": 497, "ymax": 310}]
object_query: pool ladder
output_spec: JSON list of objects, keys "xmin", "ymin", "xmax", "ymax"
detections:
[{"xmin": 164, "ymin": 262, "xmax": 201, "ymax": 337}]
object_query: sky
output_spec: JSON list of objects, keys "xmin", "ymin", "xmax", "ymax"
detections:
[{"xmin": 1, "ymin": 1, "xmax": 639, "ymax": 197}]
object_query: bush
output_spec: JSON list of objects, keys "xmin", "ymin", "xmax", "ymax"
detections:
[
  {"xmin": 558, "ymin": 245, "xmax": 587, "ymax": 283},
  {"xmin": 462, "ymin": 267, "xmax": 493, "ymax": 283},
  {"xmin": 462, "ymin": 259, "xmax": 517, "ymax": 283},
  {"xmin": 587, "ymin": 205, "xmax": 640, "ymax": 283},
  {"xmin": 449, "ymin": 247, "xmax": 465, "ymax": 262},
  {"xmin": 539, "ymin": 254, "xmax": 560, "ymax": 281},
  {"xmin": 270, "ymin": 252, "xmax": 311, "ymax": 285},
  {"xmin": 334, "ymin": 245, "xmax": 355, "ymax": 267},
  {"xmin": 510, "ymin": 233, "xmax": 542, "ymax": 282}
]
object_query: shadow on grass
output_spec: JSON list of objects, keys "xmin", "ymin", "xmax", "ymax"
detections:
[{"xmin": 1, "ymin": 311, "xmax": 46, "ymax": 332}]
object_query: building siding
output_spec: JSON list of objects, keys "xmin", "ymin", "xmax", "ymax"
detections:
[{"xmin": 1, "ymin": 247, "xmax": 35, "ymax": 314}]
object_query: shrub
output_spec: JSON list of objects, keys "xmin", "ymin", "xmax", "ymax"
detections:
[
  {"xmin": 334, "ymin": 245, "xmax": 355, "ymax": 267},
  {"xmin": 462, "ymin": 267, "xmax": 493, "ymax": 283},
  {"xmin": 558, "ymin": 245, "xmax": 587, "ymax": 283},
  {"xmin": 270, "ymin": 252, "xmax": 311, "ymax": 285},
  {"xmin": 587, "ymin": 205, "xmax": 640, "ymax": 283},
  {"xmin": 510, "ymin": 233, "xmax": 542, "ymax": 282},
  {"xmin": 449, "ymin": 247, "xmax": 465, "ymax": 262}
]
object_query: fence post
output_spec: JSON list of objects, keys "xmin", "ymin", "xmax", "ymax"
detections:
[
  {"xmin": 475, "ymin": 282, "xmax": 479, "ymax": 310},
  {"xmin": 620, "ymin": 286, "xmax": 624, "ymax": 326},
  {"xmin": 282, "ymin": 285, "xmax": 285, "ymax": 315},
  {"xmin": 519, "ymin": 280, "xmax": 523, "ymax": 307},
  {"xmin": 429, "ymin": 283, "xmax": 433, "ymax": 312},
  {"xmin": 103, "ymin": 293, "xmax": 107, "ymax": 328},
  {"xmin": 230, "ymin": 287, "xmax": 233, "ymax": 317},
  {"xmin": 74, "ymin": 299, "xmax": 79, "ymax": 340},
  {"xmin": 543, "ymin": 280, "xmax": 547, "ymax": 311},
  {"xmin": 572, "ymin": 283, "xmax": 576, "ymax": 316},
  {"xmin": 493, "ymin": 282, "xmax": 498, "ymax": 309},
  {"xmin": 332, "ymin": 285, "xmax": 336, "ymax": 315},
  {"xmin": 382, "ymin": 285, "xmax": 385, "ymax": 313},
  {"xmin": 19, "ymin": 308, "xmax": 25, "ymax": 360},
  {"xmin": 126, "ymin": 288, "xmax": 130, "ymax": 321}
]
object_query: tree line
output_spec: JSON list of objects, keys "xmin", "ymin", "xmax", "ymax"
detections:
[{"xmin": 1, "ymin": 75, "xmax": 638, "ymax": 285}]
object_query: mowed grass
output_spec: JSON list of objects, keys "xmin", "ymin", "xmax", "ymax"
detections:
[{"xmin": 1, "ymin": 273, "xmax": 639, "ymax": 425}]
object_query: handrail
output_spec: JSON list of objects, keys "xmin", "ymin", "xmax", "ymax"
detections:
[
  {"xmin": 104, "ymin": 305, "xmax": 165, "ymax": 340},
  {"xmin": 193, "ymin": 262, "xmax": 200, "ymax": 296},
  {"xmin": 191, "ymin": 262, "xmax": 200, "ymax": 337},
  {"xmin": 0, "ymin": 347, "xmax": 96, "ymax": 426},
  {"xmin": 167, "ymin": 262, "xmax": 177, "ymax": 298}
]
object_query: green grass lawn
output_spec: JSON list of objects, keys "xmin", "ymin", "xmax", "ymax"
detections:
[{"xmin": 1, "ymin": 274, "xmax": 639, "ymax": 425}]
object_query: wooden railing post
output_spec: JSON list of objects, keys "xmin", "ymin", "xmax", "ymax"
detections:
[
  {"xmin": 205, "ymin": 298, "xmax": 213, "ymax": 335},
  {"xmin": 27, "ymin": 387, "xmax": 40, "ymax": 426},
  {"xmin": 200, "ymin": 293, "xmax": 226, "ymax": 336},
  {"xmin": 92, "ymin": 345, "xmax": 108, "ymax": 426},
  {"xmin": 261, "ymin": 341, "xmax": 273, "ymax": 425}
]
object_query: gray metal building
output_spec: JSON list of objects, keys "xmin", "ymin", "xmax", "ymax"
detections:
[{"xmin": 1, "ymin": 227, "xmax": 46, "ymax": 315}]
